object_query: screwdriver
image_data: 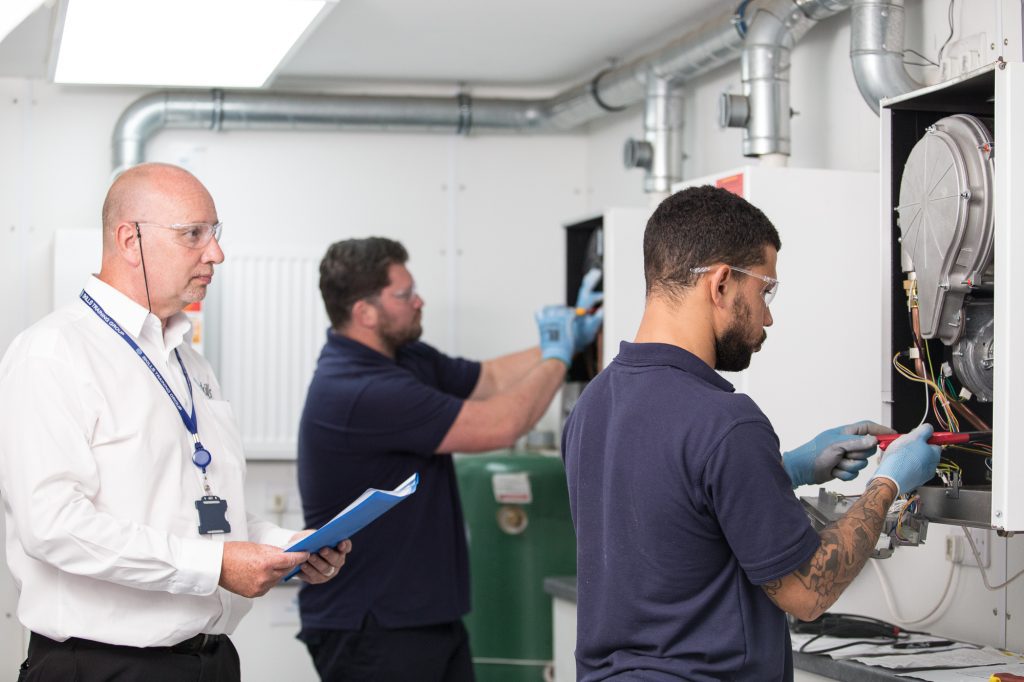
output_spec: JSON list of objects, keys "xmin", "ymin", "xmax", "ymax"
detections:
[{"xmin": 875, "ymin": 431, "xmax": 992, "ymax": 451}]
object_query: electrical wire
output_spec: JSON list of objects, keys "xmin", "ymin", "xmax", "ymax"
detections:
[
  {"xmin": 795, "ymin": 613, "xmax": 914, "ymax": 654},
  {"xmin": 903, "ymin": 48, "xmax": 939, "ymax": 67},
  {"xmin": 892, "ymin": 353, "xmax": 933, "ymax": 428},
  {"xmin": 893, "ymin": 353, "xmax": 957, "ymax": 429},
  {"xmin": 937, "ymin": 0, "xmax": 957, "ymax": 65},
  {"xmin": 961, "ymin": 526, "xmax": 1024, "ymax": 591},
  {"xmin": 924, "ymin": 341, "xmax": 958, "ymax": 430},
  {"xmin": 870, "ymin": 557, "xmax": 959, "ymax": 626},
  {"xmin": 799, "ymin": 636, "xmax": 899, "ymax": 655}
]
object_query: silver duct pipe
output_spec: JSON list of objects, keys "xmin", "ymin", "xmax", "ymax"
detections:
[
  {"xmin": 622, "ymin": 70, "xmax": 685, "ymax": 193},
  {"xmin": 849, "ymin": 0, "xmax": 925, "ymax": 114},
  {"xmin": 112, "ymin": 90, "xmax": 544, "ymax": 173},
  {"xmin": 112, "ymin": 0, "xmax": 856, "ymax": 179},
  {"xmin": 732, "ymin": 0, "xmax": 852, "ymax": 158},
  {"xmin": 112, "ymin": 3, "xmax": 762, "ymax": 173}
]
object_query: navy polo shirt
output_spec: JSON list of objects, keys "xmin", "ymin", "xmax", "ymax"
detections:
[
  {"xmin": 297, "ymin": 332, "xmax": 481, "ymax": 631},
  {"xmin": 562, "ymin": 342, "xmax": 820, "ymax": 682}
]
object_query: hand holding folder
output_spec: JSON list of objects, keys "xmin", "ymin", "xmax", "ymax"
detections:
[{"xmin": 282, "ymin": 473, "xmax": 419, "ymax": 581}]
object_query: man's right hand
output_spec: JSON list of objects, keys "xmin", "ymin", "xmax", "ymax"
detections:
[
  {"xmin": 871, "ymin": 423, "xmax": 942, "ymax": 495},
  {"xmin": 219, "ymin": 542, "xmax": 310, "ymax": 597}
]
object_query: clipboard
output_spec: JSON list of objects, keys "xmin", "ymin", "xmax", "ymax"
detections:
[{"xmin": 282, "ymin": 472, "xmax": 419, "ymax": 581}]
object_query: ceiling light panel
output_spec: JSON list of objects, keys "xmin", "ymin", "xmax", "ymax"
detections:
[
  {"xmin": 1, "ymin": 0, "xmax": 43, "ymax": 44},
  {"xmin": 55, "ymin": 0, "xmax": 329, "ymax": 87}
]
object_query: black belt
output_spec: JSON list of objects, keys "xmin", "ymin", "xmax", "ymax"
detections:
[
  {"xmin": 168, "ymin": 633, "xmax": 226, "ymax": 654},
  {"xmin": 31, "ymin": 632, "xmax": 227, "ymax": 655}
]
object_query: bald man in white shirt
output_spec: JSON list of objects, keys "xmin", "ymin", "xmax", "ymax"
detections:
[{"xmin": 0, "ymin": 163, "xmax": 351, "ymax": 682}]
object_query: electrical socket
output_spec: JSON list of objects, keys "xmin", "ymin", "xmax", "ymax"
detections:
[
  {"xmin": 961, "ymin": 528, "xmax": 990, "ymax": 568},
  {"xmin": 265, "ymin": 483, "xmax": 292, "ymax": 515},
  {"xmin": 946, "ymin": 535, "xmax": 966, "ymax": 564},
  {"xmin": 946, "ymin": 529, "xmax": 990, "ymax": 568}
]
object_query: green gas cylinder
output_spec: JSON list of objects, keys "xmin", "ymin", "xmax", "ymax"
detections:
[{"xmin": 455, "ymin": 451, "xmax": 576, "ymax": 682}]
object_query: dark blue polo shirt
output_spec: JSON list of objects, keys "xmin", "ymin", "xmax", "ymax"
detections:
[
  {"xmin": 297, "ymin": 332, "xmax": 481, "ymax": 631},
  {"xmin": 562, "ymin": 342, "xmax": 820, "ymax": 682}
]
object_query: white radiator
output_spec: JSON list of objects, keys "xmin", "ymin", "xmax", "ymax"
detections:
[{"xmin": 217, "ymin": 254, "xmax": 328, "ymax": 460}]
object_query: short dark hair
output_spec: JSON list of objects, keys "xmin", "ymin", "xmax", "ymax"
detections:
[
  {"xmin": 643, "ymin": 185, "xmax": 781, "ymax": 298},
  {"xmin": 319, "ymin": 237, "xmax": 409, "ymax": 328}
]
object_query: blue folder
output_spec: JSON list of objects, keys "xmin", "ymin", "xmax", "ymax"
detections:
[{"xmin": 282, "ymin": 472, "xmax": 419, "ymax": 581}]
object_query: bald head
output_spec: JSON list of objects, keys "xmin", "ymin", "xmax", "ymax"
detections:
[{"xmin": 101, "ymin": 163, "xmax": 215, "ymax": 252}]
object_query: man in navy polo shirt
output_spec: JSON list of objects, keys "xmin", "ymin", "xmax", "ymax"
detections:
[
  {"xmin": 563, "ymin": 186, "xmax": 941, "ymax": 681},
  {"xmin": 297, "ymin": 236, "xmax": 600, "ymax": 681}
]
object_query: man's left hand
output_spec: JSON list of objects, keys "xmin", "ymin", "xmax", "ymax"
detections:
[
  {"xmin": 783, "ymin": 420, "xmax": 896, "ymax": 488},
  {"xmin": 288, "ymin": 531, "xmax": 353, "ymax": 584}
]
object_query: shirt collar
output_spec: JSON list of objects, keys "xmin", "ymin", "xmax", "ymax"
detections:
[
  {"xmin": 326, "ymin": 329, "xmax": 395, "ymax": 364},
  {"xmin": 83, "ymin": 276, "xmax": 192, "ymax": 354},
  {"xmin": 615, "ymin": 340, "xmax": 735, "ymax": 393}
]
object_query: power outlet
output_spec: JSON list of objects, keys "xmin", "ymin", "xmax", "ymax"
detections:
[
  {"xmin": 961, "ymin": 527, "xmax": 990, "ymax": 568},
  {"xmin": 946, "ymin": 535, "xmax": 965, "ymax": 563},
  {"xmin": 265, "ymin": 483, "xmax": 292, "ymax": 515}
]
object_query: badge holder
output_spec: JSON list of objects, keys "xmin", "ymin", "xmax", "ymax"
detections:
[{"xmin": 196, "ymin": 495, "xmax": 231, "ymax": 535}]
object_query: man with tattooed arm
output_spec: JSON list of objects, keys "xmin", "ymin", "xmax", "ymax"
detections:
[{"xmin": 562, "ymin": 185, "xmax": 940, "ymax": 682}]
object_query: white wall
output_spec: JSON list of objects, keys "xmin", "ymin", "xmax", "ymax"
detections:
[{"xmin": 1, "ymin": 1, "xmax": 1023, "ymax": 679}]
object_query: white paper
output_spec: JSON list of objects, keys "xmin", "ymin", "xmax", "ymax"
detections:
[
  {"xmin": 850, "ymin": 646, "xmax": 1020, "ymax": 670},
  {"xmin": 898, "ymin": 661, "xmax": 1024, "ymax": 681}
]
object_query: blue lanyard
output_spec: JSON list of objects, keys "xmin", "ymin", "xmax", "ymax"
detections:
[{"xmin": 80, "ymin": 290, "xmax": 213, "ymax": 473}]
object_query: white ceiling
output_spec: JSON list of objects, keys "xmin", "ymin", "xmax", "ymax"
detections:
[{"xmin": 0, "ymin": 0, "xmax": 724, "ymax": 91}]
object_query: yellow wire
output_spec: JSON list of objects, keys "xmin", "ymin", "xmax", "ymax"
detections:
[{"xmin": 892, "ymin": 354, "xmax": 960, "ymax": 430}]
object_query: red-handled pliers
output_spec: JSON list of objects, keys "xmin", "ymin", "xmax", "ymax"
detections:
[{"xmin": 876, "ymin": 431, "xmax": 992, "ymax": 451}]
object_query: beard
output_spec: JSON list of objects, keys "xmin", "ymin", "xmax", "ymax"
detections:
[
  {"xmin": 379, "ymin": 312, "xmax": 423, "ymax": 354},
  {"xmin": 714, "ymin": 296, "xmax": 767, "ymax": 372}
]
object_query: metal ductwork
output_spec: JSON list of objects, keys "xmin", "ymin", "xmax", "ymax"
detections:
[
  {"xmin": 623, "ymin": 70, "xmax": 686, "ymax": 194},
  {"xmin": 720, "ymin": 0, "xmax": 852, "ymax": 158},
  {"xmin": 112, "ymin": 90, "xmax": 544, "ymax": 174},
  {"xmin": 111, "ymin": 2, "xmax": 756, "ymax": 175},
  {"xmin": 112, "ymin": 0, "xmax": 860, "ymax": 185},
  {"xmin": 849, "ymin": 0, "xmax": 926, "ymax": 114}
]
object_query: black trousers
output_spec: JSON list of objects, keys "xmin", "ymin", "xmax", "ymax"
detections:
[
  {"xmin": 300, "ymin": 615, "xmax": 475, "ymax": 682},
  {"xmin": 17, "ymin": 632, "xmax": 241, "ymax": 682}
]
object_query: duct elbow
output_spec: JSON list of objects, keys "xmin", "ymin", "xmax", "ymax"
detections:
[
  {"xmin": 850, "ymin": 51, "xmax": 924, "ymax": 113},
  {"xmin": 111, "ymin": 91, "xmax": 173, "ymax": 174},
  {"xmin": 849, "ymin": 0, "xmax": 926, "ymax": 115}
]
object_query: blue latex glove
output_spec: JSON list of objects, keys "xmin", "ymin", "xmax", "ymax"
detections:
[
  {"xmin": 535, "ymin": 305, "xmax": 577, "ymax": 366},
  {"xmin": 575, "ymin": 267, "xmax": 604, "ymax": 312},
  {"xmin": 783, "ymin": 420, "xmax": 895, "ymax": 488},
  {"xmin": 871, "ymin": 423, "xmax": 942, "ymax": 495},
  {"xmin": 573, "ymin": 308, "xmax": 604, "ymax": 354}
]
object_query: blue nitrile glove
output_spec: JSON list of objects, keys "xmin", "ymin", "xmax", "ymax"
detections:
[
  {"xmin": 535, "ymin": 305, "xmax": 577, "ymax": 366},
  {"xmin": 573, "ymin": 308, "xmax": 604, "ymax": 354},
  {"xmin": 871, "ymin": 423, "xmax": 942, "ymax": 495},
  {"xmin": 783, "ymin": 420, "xmax": 895, "ymax": 488},
  {"xmin": 575, "ymin": 267, "xmax": 604, "ymax": 313}
]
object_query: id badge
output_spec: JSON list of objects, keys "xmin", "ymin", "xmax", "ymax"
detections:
[{"xmin": 196, "ymin": 495, "xmax": 231, "ymax": 535}]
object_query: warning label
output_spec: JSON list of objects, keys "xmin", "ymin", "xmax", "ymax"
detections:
[{"xmin": 492, "ymin": 472, "xmax": 532, "ymax": 504}]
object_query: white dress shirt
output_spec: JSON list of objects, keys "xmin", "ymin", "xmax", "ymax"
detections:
[{"xmin": 0, "ymin": 276, "xmax": 295, "ymax": 647}]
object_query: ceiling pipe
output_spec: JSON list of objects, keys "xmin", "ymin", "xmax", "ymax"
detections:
[
  {"xmin": 623, "ymin": 69, "xmax": 686, "ymax": 194},
  {"xmin": 112, "ymin": 2, "xmax": 765, "ymax": 174},
  {"xmin": 111, "ymin": 0, "xmax": 857, "ymax": 183},
  {"xmin": 721, "ymin": 0, "xmax": 852, "ymax": 159},
  {"xmin": 112, "ymin": 90, "xmax": 544, "ymax": 174},
  {"xmin": 849, "ymin": 0, "xmax": 926, "ymax": 114}
]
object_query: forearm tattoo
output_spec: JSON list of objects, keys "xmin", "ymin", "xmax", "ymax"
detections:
[{"xmin": 762, "ymin": 479, "xmax": 896, "ymax": 614}]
